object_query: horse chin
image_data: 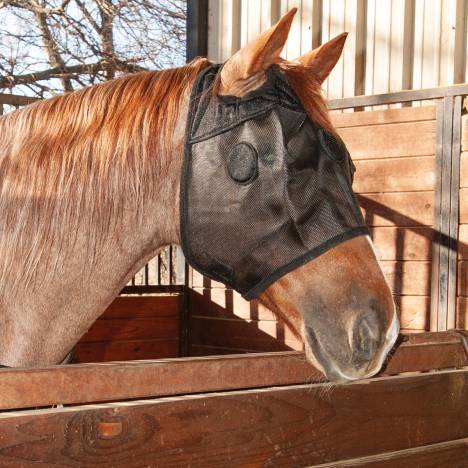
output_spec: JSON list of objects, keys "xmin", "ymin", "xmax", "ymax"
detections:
[{"xmin": 303, "ymin": 311, "xmax": 400, "ymax": 384}]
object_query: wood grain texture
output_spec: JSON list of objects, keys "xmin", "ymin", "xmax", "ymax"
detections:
[
  {"xmin": 380, "ymin": 261, "xmax": 431, "ymax": 296},
  {"xmin": 79, "ymin": 318, "xmax": 179, "ymax": 343},
  {"xmin": 462, "ymin": 113, "xmax": 468, "ymax": 151},
  {"xmin": 0, "ymin": 332, "xmax": 466, "ymax": 411},
  {"xmin": 74, "ymin": 339, "xmax": 179, "ymax": 363},
  {"xmin": 99, "ymin": 295, "xmax": 181, "ymax": 319},
  {"xmin": 359, "ymin": 192, "xmax": 434, "ymax": 226},
  {"xmin": 0, "ymin": 370, "xmax": 466, "ymax": 467},
  {"xmin": 331, "ymin": 106, "xmax": 436, "ymax": 128},
  {"xmin": 395, "ymin": 295, "xmax": 430, "ymax": 330},
  {"xmin": 458, "ymin": 261, "xmax": 468, "ymax": 296},
  {"xmin": 337, "ymin": 120, "xmax": 436, "ymax": 160},
  {"xmin": 189, "ymin": 288, "xmax": 276, "ymax": 321},
  {"xmin": 457, "ymin": 297, "xmax": 467, "ymax": 329},
  {"xmin": 461, "ymin": 188, "xmax": 468, "ymax": 223},
  {"xmin": 313, "ymin": 438, "xmax": 468, "ymax": 467},
  {"xmin": 353, "ymin": 156, "xmax": 435, "ymax": 193},
  {"xmin": 461, "ymin": 151, "xmax": 468, "ymax": 187},
  {"xmin": 459, "ymin": 224, "xmax": 468, "ymax": 259},
  {"xmin": 188, "ymin": 316, "xmax": 302, "ymax": 352},
  {"xmin": 370, "ymin": 227, "xmax": 432, "ymax": 261}
]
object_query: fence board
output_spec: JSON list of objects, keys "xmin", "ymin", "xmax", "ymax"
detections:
[
  {"xmin": 461, "ymin": 151, "xmax": 468, "ymax": 187},
  {"xmin": 380, "ymin": 261, "xmax": 431, "ymax": 296},
  {"xmin": 370, "ymin": 227, "xmax": 432, "ymax": 261},
  {"xmin": 353, "ymin": 156, "xmax": 435, "ymax": 193},
  {"xmin": 359, "ymin": 192, "xmax": 434, "ymax": 226},
  {"xmin": 0, "ymin": 331, "xmax": 465, "ymax": 411},
  {"xmin": 74, "ymin": 339, "xmax": 179, "ymax": 363},
  {"xmin": 79, "ymin": 318, "xmax": 179, "ymax": 343},
  {"xmin": 331, "ymin": 105, "xmax": 436, "ymax": 128},
  {"xmin": 0, "ymin": 370, "xmax": 466, "ymax": 466},
  {"xmin": 99, "ymin": 295, "xmax": 180, "ymax": 319},
  {"xmin": 458, "ymin": 261, "xmax": 468, "ymax": 296},
  {"xmin": 314, "ymin": 438, "xmax": 468, "ymax": 467},
  {"xmin": 337, "ymin": 120, "xmax": 436, "ymax": 160}
]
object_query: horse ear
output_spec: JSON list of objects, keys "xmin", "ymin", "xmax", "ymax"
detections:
[
  {"xmin": 219, "ymin": 8, "xmax": 296, "ymax": 95},
  {"xmin": 296, "ymin": 33, "xmax": 348, "ymax": 84}
]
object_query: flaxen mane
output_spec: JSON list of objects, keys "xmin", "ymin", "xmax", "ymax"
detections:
[{"xmin": 0, "ymin": 58, "xmax": 209, "ymax": 295}]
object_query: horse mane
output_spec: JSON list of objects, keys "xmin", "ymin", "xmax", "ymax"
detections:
[{"xmin": 0, "ymin": 58, "xmax": 210, "ymax": 295}]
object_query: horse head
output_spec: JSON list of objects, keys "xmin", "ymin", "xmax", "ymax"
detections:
[{"xmin": 183, "ymin": 8, "xmax": 399, "ymax": 383}]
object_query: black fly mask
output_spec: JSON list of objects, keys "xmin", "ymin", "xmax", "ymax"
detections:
[{"xmin": 180, "ymin": 64, "xmax": 368, "ymax": 300}]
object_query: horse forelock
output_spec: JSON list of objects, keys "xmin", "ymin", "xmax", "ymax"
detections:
[{"xmin": 0, "ymin": 58, "xmax": 210, "ymax": 297}]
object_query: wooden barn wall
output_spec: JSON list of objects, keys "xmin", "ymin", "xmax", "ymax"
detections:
[
  {"xmin": 73, "ymin": 295, "xmax": 182, "ymax": 362},
  {"xmin": 186, "ymin": 0, "xmax": 468, "ymax": 354},
  {"xmin": 331, "ymin": 105, "xmax": 437, "ymax": 332}
]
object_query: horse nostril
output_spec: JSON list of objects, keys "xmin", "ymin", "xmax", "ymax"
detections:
[{"xmin": 350, "ymin": 312, "xmax": 381, "ymax": 365}]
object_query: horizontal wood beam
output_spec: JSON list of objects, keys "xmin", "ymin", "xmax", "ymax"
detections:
[
  {"xmin": 0, "ymin": 93, "xmax": 40, "ymax": 106},
  {"xmin": 328, "ymin": 83, "xmax": 468, "ymax": 110},
  {"xmin": 0, "ymin": 370, "xmax": 466, "ymax": 466},
  {"xmin": 0, "ymin": 331, "xmax": 466, "ymax": 411}
]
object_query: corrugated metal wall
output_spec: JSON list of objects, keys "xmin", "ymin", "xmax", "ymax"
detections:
[{"xmin": 207, "ymin": 0, "xmax": 468, "ymax": 98}]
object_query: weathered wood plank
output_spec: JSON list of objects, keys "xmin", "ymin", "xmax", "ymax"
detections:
[
  {"xmin": 0, "ymin": 332, "xmax": 466, "ymax": 411},
  {"xmin": 353, "ymin": 156, "xmax": 435, "ymax": 193},
  {"xmin": 99, "ymin": 295, "xmax": 181, "ymax": 319},
  {"xmin": 458, "ymin": 261, "xmax": 468, "ymax": 296},
  {"xmin": 370, "ymin": 226, "xmax": 432, "ymax": 261},
  {"xmin": 189, "ymin": 316, "xmax": 302, "ymax": 352},
  {"xmin": 395, "ymin": 295, "xmax": 430, "ymax": 330},
  {"xmin": 74, "ymin": 339, "xmax": 179, "ymax": 363},
  {"xmin": 312, "ymin": 438, "xmax": 468, "ymax": 467},
  {"xmin": 462, "ymin": 113, "xmax": 468, "ymax": 151},
  {"xmin": 0, "ymin": 353, "xmax": 316, "ymax": 410},
  {"xmin": 189, "ymin": 288, "xmax": 276, "ymax": 321},
  {"xmin": 331, "ymin": 105, "xmax": 436, "ymax": 128},
  {"xmin": 0, "ymin": 370, "xmax": 466, "ymax": 467},
  {"xmin": 459, "ymin": 224, "xmax": 468, "ymax": 259},
  {"xmin": 457, "ymin": 297, "xmax": 467, "ymax": 329},
  {"xmin": 79, "ymin": 318, "xmax": 179, "ymax": 343},
  {"xmin": 461, "ymin": 188, "xmax": 468, "ymax": 223},
  {"xmin": 359, "ymin": 192, "xmax": 434, "ymax": 227},
  {"xmin": 380, "ymin": 261, "xmax": 431, "ymax": 296},
  {"xmin": 337, "ymin": 120, "xmax": 436, "ymax": 160},
  {"xmin": 461, "ymin": 151, "xmax": 468, "ymax": 187}
]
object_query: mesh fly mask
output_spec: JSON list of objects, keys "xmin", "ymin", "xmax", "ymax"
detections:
[{"xmin": 180, "ymin": 64, "xmax": 368, "ymax": 300}]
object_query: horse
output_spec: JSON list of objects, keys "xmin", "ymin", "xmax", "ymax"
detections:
[{"xmin": 0, "ymin": 8, "xmax": 398, "ymax": 383}]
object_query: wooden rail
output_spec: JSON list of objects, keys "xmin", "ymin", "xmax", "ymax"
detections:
[
  {"xmin": 0, "ymin": 369, "xmax": 466, "ymax": 466},
  {"xmin": 0, "ymin": 331, "xmax": 466, "ymax": 411}
]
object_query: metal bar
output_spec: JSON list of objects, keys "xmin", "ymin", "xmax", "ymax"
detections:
[
  {"xmin": 447, "ymin": 96, "xmax": 463, "ymax": 329},
  {"xmin": 186, "ymin": 0, "xmax": 209, "ymax": 62},
  {"xmin": 327, "ymin": 83, "xmax": 468, "ymax": 110}
]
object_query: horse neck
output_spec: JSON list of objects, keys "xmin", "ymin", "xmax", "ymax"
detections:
[{"xmin": 0, "ymin": 80, "xmax": 190, "ymax": 367}]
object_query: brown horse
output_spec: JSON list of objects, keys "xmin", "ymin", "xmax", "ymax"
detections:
[{"xmin": 0, "ymin": 9, "xmax": 398, "ymax": 382}]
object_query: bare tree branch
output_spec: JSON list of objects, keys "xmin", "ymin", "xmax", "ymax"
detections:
[{"xmin": 0, "ymin": 0, "xmax": 186, "ymax": 96}]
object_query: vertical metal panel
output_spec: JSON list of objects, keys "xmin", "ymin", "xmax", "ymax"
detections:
[
  {"xmin": 208, "ymin": 0, "xmax": 467, "ymax": 94},
  {"xmin": 187, "ymin": 0, "xmax": 209, "ymax": 61}
]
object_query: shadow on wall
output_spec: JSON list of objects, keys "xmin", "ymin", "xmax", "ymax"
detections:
[{"xmin": 189, "ymin": 196, "xmax": 468, "ymax": 356}]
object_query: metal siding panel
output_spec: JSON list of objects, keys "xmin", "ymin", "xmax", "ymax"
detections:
[{"xmin": 284, "ymin": 0, "xmax": 302, "ymax": 59}]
